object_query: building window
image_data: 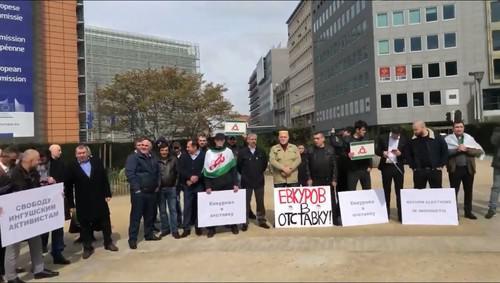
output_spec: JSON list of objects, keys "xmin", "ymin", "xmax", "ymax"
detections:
[
  {"xmin": 411, "ymin": 64, "xmax": 423, "ymax": 79},
  {"xmin": 393, "ymin": 11, "xmax": 404, "ymax": 26},
  {"xmin": 494, "ymin": 59, "xmax": 500, "ymax": 80},
  {"xmin": 445, "ymin": 61, "xmax": 458, "ymax": 76},
  {"xmin": 443, "ymin": 4, "xmax": 455, "ymax": 20},
  {"xmin": 381, "ymin": 94, "xmax": 392, "ymax": 109},
  {"xmin": 409, "ymin": 9, "xmax": 421, "ymax": 24},
  {"xmin": 413, "ymin": 92, "xmax": 425, "ymax": 106},
  {"xmin": 377, "ymin": 13, "xmax": 388, "ymax": 27},
  {"xmin": 493, "ymin": 31, "xmax": 500, "ymax": 51},
  {"xmin": 427, "ymin": 34, "xmax": 439, "ymax": 50},
  {"xmin": 492, "ymin": 1, "xmax": 500, "ymax": 22},
  {"xmin": 428, "ymin": 63, "xmax": 440, "ymax": 78},
  {"xmin": 378, "ymin": 40, "xmax": 389, "ymax": 55},
  {"xmin": 410, "ymin": 36, "xmax": 422, "ymax": 51},
  {"xmin": 445, "ymin": 89, "xmax": 460, "ymax": 105},
  {"xmin": 430, "ymin": 90, "xmax": 442, "ymax": 105},
  {"xmin": 426, "ymin": 7, "xmax": 438, "ymax": 22},
  {"xmin": 394, "ymin": 38, "xmax": 405, "ymax": 53},
  {"xmin": 379, "ymin": 66, "xmax": 391, "ymax": 81},
  {"xmin": 397, "ymin": 93, "xmax": 408, "ymax": 108},
  {"xmin": 395, "ymin": 65, "xmax": 407, "ymax": 80},
  {"xmin": 444, "ymin": 32, "xmax": 457, "ymax": 48}
]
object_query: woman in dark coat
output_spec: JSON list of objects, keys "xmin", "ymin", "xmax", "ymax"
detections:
[{"xmin": 65, "ymin": 145, "xmax": 118, "ymax": 259}]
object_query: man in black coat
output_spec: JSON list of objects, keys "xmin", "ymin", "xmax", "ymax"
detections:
[
  {"xmin": 125, "ymin": 137, "xmax": 161, "ymax": 249},
  {"xmin": 65, "ymin": 145, "xmax": 118, "ymax": 259},
  {"xmin": 237, "ymin": 133, "xmax": 269, "ymax": 231},
  {"xmin": 375, "ymin": 126, "xmax": 408, "ymax": 221}
]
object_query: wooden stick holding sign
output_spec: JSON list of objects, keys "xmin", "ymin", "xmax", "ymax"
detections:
[{"xmin": 349, "ymin": 140, "xmax": 375, "ymax": 160}]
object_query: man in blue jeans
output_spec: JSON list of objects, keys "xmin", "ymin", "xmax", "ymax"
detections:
[
  {"xmin": 157, "ymin": 143, "xmax": 181, "ymax": 239},
  {"xmin": 486, "ymin": 127, "xmax": 500, "ymax": 219},
  {"xmin": 125, "ymin": 137, "xmax": 161, "ymax": 249}
]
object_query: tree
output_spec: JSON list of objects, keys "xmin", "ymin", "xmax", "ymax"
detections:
[{"xmin": 96, "ymin": 67, "xmax": 235, "ymax": 140}]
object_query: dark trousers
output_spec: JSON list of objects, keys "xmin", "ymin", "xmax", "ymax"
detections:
[
  {"xmin": 176, "ymin": 185, "xmax": 183, "ymax": 228},
  {"xmin": 183, "ymin": 183, "xmax": 203, "ymax": 231},
  {"xmin": 380, "ymin": 164, "xmax": 404, "ymax": 221},
  {"xmin": 449, "ymin": 166, "xmax": 474, "ymax": 214},
  {"xmin": 312, "ymin": 177, "xmax": 337, "ymax": 219},
  {"xmin": 274, "ymin": 183, "xmax": 300, "ymax": 188},
  {"xmin": 347, "ymin": 169, "xmax": 371, "ymax": 191},
  {"xmin": 158, "ymin": 187, "xmax": 178, "ymax": 234},
  {"xmin": 81, "ymin": 216, "xmax": 112, "ymax": 249},
  {"xmin": 413, "ymin": 169, "xmax": 442, "ymax": 189},
  {"xmin": 337, "ymin": 167, "xmax": 348, "ymax": 192},
  {"xmin": 246, "ymin": 187, "xmax": 265, "ymax": 224},
  {"xmin": 41, "ymin": 227, "xmax": 65, "ymax": 257},
  {"xmin": 128, "ymin": 191, "xmax": 157, "ymax": 242},
  {"xmin": 0, "ymin": 235, "xmax": 4, "ymax": 275}
]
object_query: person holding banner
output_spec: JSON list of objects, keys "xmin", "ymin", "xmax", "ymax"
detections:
[
  {"xmin": 65, "ymin": 145, "xmax": 119, "ymax": 259},
  {"xmin": 406, "ymin": 121, "xmax": 448, "ymax": 189},
  {"xmin": 345, "ymin": 120, "xmax": 372, "ymax": 191},
  {"xmin": 445, "ymin": 121, "xmax": 484, "ymax": 220},
  {"xmin": 376, "ymin": 126, "xmax": 408, "ymax": 222},
  {"xmin": 203, "ymin": 133, "xmax": 240, "ymax": 238},
  {"xmin": 486, "ymin": 127, "xmax": 500, "ymax": 219},
  {"xmin": 269, "ymin": 130, "xmax": 301, "ymax": 188},
  {"xmin": 5, "ymin": 149, "xmax": 59, "ymax": 282},
  {"xmin": 237, "ymin": 133, "xmax": 269, "ymax": 231}
]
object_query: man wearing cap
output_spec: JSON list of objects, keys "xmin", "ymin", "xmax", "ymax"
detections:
[
  {"xmin": 203, "ymin": 133, "xmax": 240, "ymax": 238},
  {"xmin": 269, "ymin": 130, "xmax": 301, "ymax": 187}
]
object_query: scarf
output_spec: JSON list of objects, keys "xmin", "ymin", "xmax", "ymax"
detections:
[
  {"xmin": 202, "ymin": 147, "xmax": 236, "ymax": 178},
  {"xmin": 445, "ymin": 133, "xmax": 485, "ymax": 160}
]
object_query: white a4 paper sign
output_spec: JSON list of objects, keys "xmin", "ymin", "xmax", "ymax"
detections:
[
  {"xmin": 197, "ymin": 189, "xmax": 246, "ymax": 227},
  {"xmin": 338, "ymin": 189, "xmax": 389, "ymax": 227},
  {"xmin": 401, "ymin": 188, "xmax": 458, "ymax": 225}
]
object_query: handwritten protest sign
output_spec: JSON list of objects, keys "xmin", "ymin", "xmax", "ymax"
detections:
[
  {"xmin": 274, "ymin": 186, "xmax": 333, "ymax": 228},
  {"xmin": 0, "ymin": 183, "xmax": 65, "ymax": 247},
  {"xmin": 401, "ymin": 188, "xmax": 458, "ymax": 225},
  {"xmin": 197, "ymin": 189, "xmax": 246, "ymax": 227},
  {"xmin": 338, "ymin": 189, "xmax": 389, "ymax": 227},
  {"xmin": 350, "ymin": 140, "xmax": 375, "ymax": 160}
]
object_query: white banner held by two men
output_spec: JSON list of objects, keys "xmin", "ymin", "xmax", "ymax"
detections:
[
  {"xmin": 274, "ymin": 186, "xmax": 333, "ymax": 228},
  {"xmin": 401, "ymin": 188, "xmax": 458, "ymax": 225},
  {"xmin": 0, "ymin": 183, "xmax": 65, "ymax": 247},
  {"xmin": 338, "ymin": 189, "xmax": 389, "ymax": 227},
  {"xmin": 197, "ymin": 189, "xmax": 246, "ymax": 227}
]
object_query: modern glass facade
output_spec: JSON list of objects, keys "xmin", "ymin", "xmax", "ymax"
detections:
[{"xmin": 84, "ymin": 26, "xmax": 200, "ymax": 141}]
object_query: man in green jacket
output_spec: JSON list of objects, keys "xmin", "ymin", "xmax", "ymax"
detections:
[
  {"xmin": 269, "ymin": 130, "xmax": 301, "ymax": 187},
  {"xmin": 486, "ymin": 127, "xmax": 500, "ymax": 219}
]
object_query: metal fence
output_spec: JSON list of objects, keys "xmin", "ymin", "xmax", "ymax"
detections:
[{"xmin": 109, "ymin": 169, "xmax": 130, "ymax": 196}]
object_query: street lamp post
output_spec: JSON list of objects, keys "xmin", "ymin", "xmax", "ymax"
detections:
[{"xmin": 468, "ymin": 71, "xmax": 484, "ymax": 123}]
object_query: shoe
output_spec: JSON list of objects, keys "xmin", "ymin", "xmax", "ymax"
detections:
[
  {"xmin": 180, "ymin": 230, "xmax": 190, "ymax": 238},
  {"xmin": 82, "ymin": 248, "xmax": 94, "ymax": 259},
  {"xmin": 195, "ymin": 228, "xmax": 203, "ymax": 236},
  {"xmin": 33, "ymin": 269, "xmax": 59, "ymax": 279},
  {"xmin": 145, "ymin": 235, "xmax": 161, "ymax": 241},
  {"xmin": 7, "ymin": 278, "xmax": 25, "ymax": 283},
  {"xmin": 172, "ymin": 232, "xmax": 181, "ymax": 239},
  {"xmin": 53, "ymin": 255, "xmax": 71, "ymax": 265},
  {"xmin": 258, "ymin": 222, "xmax": 270, "ymax": 229},
  {"xmin": 231, "ymin": 225, "xmax": 239, "ymax": 235},
  {"xmin": 128, "ymin": 240, "xmax": 137, "ymax": 249},
  {"xmin": 207, "ymin": 228, "xmax": 216, "ymax": 238},
  {"xmin": 249, "ymin": 211, "xmax": 257, "ymax": 220},
  {"xmin": 485, "ymin": 209, "xmax": 497, "ymax": 219},
  {"xmin": 42, "ymin": 246, "xmax": 48, "ymax": 254},
  {"xmin": 241, "ymin": 224, "xmax": 248, "ymax": 232},
  {"xmin": 464, "ymin": 213, "xmax": 477, "ymax": 220},
  {"xmin": 15, "ymin": 267, "xmax": 25, "ymax": 273},
  {"xmin": 105, "ymin": 243, "xmax": 119, "ymax": 252},
  {"xmin": 160, "ymin": 231, "xmax": 170, "ymax": 237}
]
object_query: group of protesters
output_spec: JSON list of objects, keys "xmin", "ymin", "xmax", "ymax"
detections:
[{"xmin": 0, "ymin": 119, "xmax": 497, "ymax": 282}]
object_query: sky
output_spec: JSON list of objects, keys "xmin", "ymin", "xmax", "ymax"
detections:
[{"xmin": 84, "ymin": 1, "xmax": 299, "ymax": 115}]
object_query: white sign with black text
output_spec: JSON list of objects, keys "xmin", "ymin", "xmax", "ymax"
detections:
[
  {"xmin": 338, "ymin": 189, "xmax": 389, "ymax": 227},
  {"xmin": 197, "ymin": 189, "xmax": 246, "ymax": 227},
  {"xmin": 0, "ymin": 183, "xmax": 65, "ymax": 247},
  {"xmin": 401, "ymin": 188, "xmax": 458, "ymax": 225}
]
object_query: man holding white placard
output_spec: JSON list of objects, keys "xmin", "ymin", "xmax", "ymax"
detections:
[{"xmin": 345, "ymin": 120, "xmax": 373, "ymax": 191}]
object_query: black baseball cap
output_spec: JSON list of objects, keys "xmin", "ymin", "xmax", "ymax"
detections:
[{"xmin": 214, "ymin": 133, "xmax": 226, "ymax": 140}]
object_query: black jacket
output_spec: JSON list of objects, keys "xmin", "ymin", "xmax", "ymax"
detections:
[
  {"xmin": 178, "ymin": 150, "xmax": 205, "ymax": 187},
  {"xmin": 405, "ymin": 129, "xmax": 448, "ymax": 170},
  {"xmin": 65, "ymin": 157, "xmax": 112, "ymax": 221},
  {"xmin": 237, "ymin": 146, "xmax": 268, "ymax": 189},
  {"xmin": 159, "ymin": 155, "xmax": 178, "ymax": 188},
  {"xmin": 307, "ymin": 145, "xmax": 337, "ymax": 183},
  {"xmin": 298, "ymin": 153, "xmax": 309, "ymax": 186},
  {"xmin": 492, "ymin": 128, "xmax": 500, "ymax": 169},
  {"xmin": 48, "ymin": 157, "xmax": 65, "ymax": 183},
  {"xmin": 10, "ymin": 165, "xmax": 40, "ymax": 192},
  {"xmin": 125, "ymin": 151, "xmax": 160, "ymax": 193},
  {"xmin": 375, "ymin": 133, "xmax": 408, "ymax": 169}
]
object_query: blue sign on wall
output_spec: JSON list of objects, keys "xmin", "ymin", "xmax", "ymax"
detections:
[{"xmin": 0, "ymin": 1, "xmax": 34, "ymax": 137}]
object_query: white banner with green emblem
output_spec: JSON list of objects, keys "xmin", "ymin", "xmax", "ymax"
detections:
[{"xmin": 203, "ymin": 147, "xmax": 236, "ymax": 178}]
